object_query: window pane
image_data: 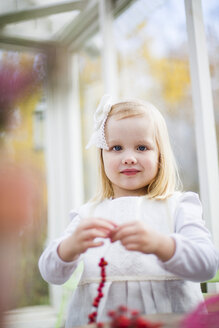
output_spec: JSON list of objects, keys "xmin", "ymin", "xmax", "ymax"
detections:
[
  {"xmin": 0, "ymin": 49, "xmax": 49, "ymax": 309},
  {"xmin": 202, "ymin": 0, "xmax": 219, "ymax": 156},
  {"xmin": 114, "ymin": 0, "xmax": 198, "ymax": 192},
  {"xmin": 78, "ymin": 33, "xmax": 103, "ymax": 201}
]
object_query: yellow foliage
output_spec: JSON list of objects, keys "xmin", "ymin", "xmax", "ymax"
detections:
[
  {"xmin": 141, "ymin": 45, "xmax": 190, "ymax": 105},
  {"xmin": 152, "ymin": 58, "xmax": 190, "ymax": 104},
  {"xmin": 137, "ymin": 21, "xmax": 147, "ymax": 32},
  {"xmin": 80, "ymin": 53, "xmax": 101, "ymax": 85},
  {"xmin": 11, "ymin": 88, "xmax": 45, "ymax": 172}
]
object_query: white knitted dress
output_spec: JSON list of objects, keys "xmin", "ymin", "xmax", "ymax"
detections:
[{"xmin": 38, "ymin": 192, "xmax": 219, "ymax": 327}]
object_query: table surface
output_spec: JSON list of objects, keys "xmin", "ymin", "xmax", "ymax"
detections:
[{"xmin": 78, "ymin": 313, "xmax": 184, "ymax": 328}]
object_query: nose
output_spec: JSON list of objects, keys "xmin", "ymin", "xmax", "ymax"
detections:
[{"xmin": 122, "ymin": 154, "xmax": 137, "ymax": 165}]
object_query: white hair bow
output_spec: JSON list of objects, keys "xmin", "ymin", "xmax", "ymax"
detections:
[{"xmin": 86, "ymin": 94, "xmax": 114, "ymax": 150}]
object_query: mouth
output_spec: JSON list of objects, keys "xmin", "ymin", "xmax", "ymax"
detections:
[{"xmin": 120, "ymin": 169, "xmax": 140, "ymax": 176}]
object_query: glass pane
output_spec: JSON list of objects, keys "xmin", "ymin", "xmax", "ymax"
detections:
[
  {"xmin": 114, "ymin": 0, "xmax": 198, "ymax": 192},
  {"xmin": 78, "ymin": 32, "xmax": 103, "ymax": 201},
  {"xmin": 0, "ymin": 49, "xmax": 49, "ymax": 310},
  {"xmin": 202, "ymin": 0, "xmax": 219, "ymax": 157}
]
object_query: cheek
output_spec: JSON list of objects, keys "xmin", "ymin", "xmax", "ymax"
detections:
[
  {"xmin": 144, "ymin": 154, "xmax": 159, "ymax": 171},
  {"xmin": 103, "ymin": 154, "xmax": 118, "ymax": 176}
]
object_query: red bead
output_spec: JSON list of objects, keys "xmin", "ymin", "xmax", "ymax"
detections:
[
  {"xmin": 97, "ymin": 322, "xmax": 104, "ymax": 328},
  {"xmin": 114, "ymin": 315, "xmax": 131, "ymax": 328},
  {"xmin": 93, "ymin": 300, "xmax": 99, "ymax": 307},
  {"xmin": 97, "ymin": 286, "xmax": 102, "ymax": 292},
  {"xmin": 99, "ymin": 258, "xmax": 104, "ymax": 265},
  {"xmin": 118, "ymin": 305, "xmax": 128, "ymax": 313},
  {"xmin": 88, "ymin": 317, "xmax": 95, "ymax": 324},
  {"xmin": 88, "ymin": 311, "xmax": 97, "ymax": 320},
  {"xmin": 99, "ymin": 257, "xmax": 108, "ymax": 267},
  {"xmin": 108, "ymin": 310, "xmax": 116, "ymax": 318},
  {"xmin": 131, "ymin": 310, "xmax": 140, "ymax": 316}
]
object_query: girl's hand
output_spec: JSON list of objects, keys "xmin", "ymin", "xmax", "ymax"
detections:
[
  {"xmin": 110, "ymin": 221, "xmax": 175, "ymax": 262},
  {"xmin": 58, "ymin": 218, "xmax": 116, "ymax": 262}
]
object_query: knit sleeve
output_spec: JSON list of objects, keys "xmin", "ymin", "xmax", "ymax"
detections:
[
  {"xmin": 160, "ymin": 192, "xmax": 219, "ymax": 282},
  {"xmin": 38, "ymin": 210, "xmax": 83, "ymax": 285}
]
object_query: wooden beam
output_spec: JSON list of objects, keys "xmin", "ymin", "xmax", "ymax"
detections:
[
  {"xmin": 99, "ymin": 0, "xmax": 118, "ymax": 97},
  {"xmin": 0, "ymin": 0, "xmax": 86, "ymax": 26},
  {"xmin": 0, "ymin": 35, "xmax": 58, "ymax": 50},
  {"xmin": 57, "ymin": 0, "xmax": 135, "ymax": 51},
  {"xmin": 55, "ymin": 0, "xmax": 98, "ymax": 46}
]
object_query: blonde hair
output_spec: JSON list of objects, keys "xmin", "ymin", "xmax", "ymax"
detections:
[{"xmin": 93, "ymin": 99, "xmax": 182, "ymax": 201}]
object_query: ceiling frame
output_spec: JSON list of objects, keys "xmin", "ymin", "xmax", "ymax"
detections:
[
  {"xmin": 58, "ymin": 0, "xmax": 135, "ymax": 51},
  {"xmin": 0, "ymin": 35, "xmax": 58, "ymax": 50},
  {"xmin": 0, "ymin": 0, "xmax": 86, "ymax": 26},
  {"xmin": 0, "ymin": 0, "xmax": 135, "ymax": 52}
]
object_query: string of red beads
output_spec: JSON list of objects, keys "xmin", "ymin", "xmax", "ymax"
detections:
[
  {"xmin": 88, "ymin": 257, "xmax": 108, "ymax": 324},
  {"xmin": 88, "ymin": 258, "xmax": 162, "ymax": 327}
]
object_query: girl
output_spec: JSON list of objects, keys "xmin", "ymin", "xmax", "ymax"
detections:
[{"xmin": 39, "ymin": 95, "xmax": 219, "ymax": 327}]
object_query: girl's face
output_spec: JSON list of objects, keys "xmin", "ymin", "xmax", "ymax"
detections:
[{"xmin": 102, "ymin": 114, "xmax": 159, "ymax": 198}]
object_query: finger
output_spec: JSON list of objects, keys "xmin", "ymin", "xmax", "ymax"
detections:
[
  {"xmin": 83, "ymin": 240, "xmax": 104, "ymax": 250},
  {"xmin": 111, "ymin": 225, "xmax": 137, "ymax": 242},
  {"xmin": 120, "ymin": 235, "xmax": 139, "ymax": 246},
  {"xmin": 115, "ymin": 221, "xmax": 137, "ymax": 229},
  {"xmin": 122, "ymin": 221, "xmax": 146, "ymax": 231},
  {"xmin": 110, "ymin": 221, "xmax": 142, "ymax": 238},
  {"xmin": 81, "ymin": 228, "xmax": 110, "ymax": 240},
  {"xmin": 81, "ymin": 218, "xmax": 117, "ymax": 231},
  {"xmin": 124, "ymin": 243, "xmax": 139, "ymax": 251},
  {"xmin": 91, "ymin": 217, "xmax": 117, "ymax": 228}
]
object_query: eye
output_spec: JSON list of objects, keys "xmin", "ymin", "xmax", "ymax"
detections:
[
  {"xmin": 112, "ymin": 145, "xmax": 122, "ymax": 151},
  {"xmin": 137, "ymin": 145, "xmax": 147, "ymax": 151}
]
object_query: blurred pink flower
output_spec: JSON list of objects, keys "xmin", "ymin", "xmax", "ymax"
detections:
[{"xmin": 0, "ymin": 54, "xmax": 46, "ymax": 131}]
